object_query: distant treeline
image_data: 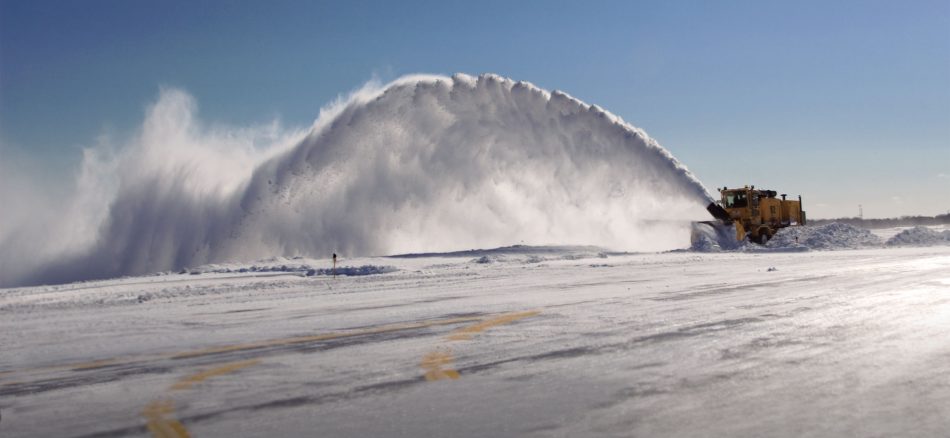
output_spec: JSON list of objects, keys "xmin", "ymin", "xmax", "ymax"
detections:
[{"xmin": 810, "ymin": 214, "xmax": 950, "ymax": 229}]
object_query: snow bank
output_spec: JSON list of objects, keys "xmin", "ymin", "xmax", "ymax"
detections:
[
  {"xmin": 472, "ymin": 255, "xmax": 506, "ymax": 264},
  {"xmin": 691, "ymin": 223, "xmax": 950, "ymax": 253},
  {"xmin": 691, "ymin": 222, "xmax": 882, "ymax": 252},
  {"xmin": 395, "ymin": 244, "xmax": 608, "ymax": 259},
  {"xmin": 178, "ymin": 257, "xmax": 398, "ymax": 277},
  {"xmin": 174, "ymin": 255, "xmax": 399, "ymax": 277},
  {"xmin": 885, "ymin": 226, "xmax": 950, "ymax": 246},
  {"xmin": 766, "ymin": 223, "xmax": 882, "ymax": 250},
  {"xmin": 392, "ymin": 244, "xmax": 609, "ymax": 265},
  {"xmin": 2, "ymin": 74, "xmax": 713, "ymax": 287},
  {"xmin": 205, "ymin": 265, "xmax": 399, "ymax": 277}
]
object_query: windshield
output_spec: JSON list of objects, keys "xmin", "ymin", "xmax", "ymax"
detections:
[{"xmin": 724, "ymin": 191, "xmax": 748, "ymax": 208}]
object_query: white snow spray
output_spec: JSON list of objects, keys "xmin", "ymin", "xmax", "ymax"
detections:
[{"xmin": 0, "ymin": 73, "xmax": 715, "ymax": 287}]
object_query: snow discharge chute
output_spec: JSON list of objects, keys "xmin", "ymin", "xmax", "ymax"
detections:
[{"xmin": 2, "ymin": 73, "xmax": 715, "ymax": 287}]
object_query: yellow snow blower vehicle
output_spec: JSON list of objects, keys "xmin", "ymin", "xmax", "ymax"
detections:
[{"xmin": 694, "ymin": 185, "xmax": 806, "ymax": 245}]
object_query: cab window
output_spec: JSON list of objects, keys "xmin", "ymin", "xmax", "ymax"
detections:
[{"xmin": 724, "ymin": 192, "xmax": 747, "ymax": 208}]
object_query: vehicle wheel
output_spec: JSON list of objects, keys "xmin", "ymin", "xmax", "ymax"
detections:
[{"xmin": 758, "ymin": 227, "xmax": 771, "ymax": 244}]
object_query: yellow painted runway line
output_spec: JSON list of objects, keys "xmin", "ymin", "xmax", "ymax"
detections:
[
  {"xmin": 142, "ymin": 399, "xmax": 190, "ymax": 438},
  {"xmin": 170, "ymin": 359, "xmax": 260, "ymax": 390},
  {"xmin": 7, "ymin": 355, "xmax": 165, "ymax": 379},
  {"xmin": 133, "ymin": 315, "xmax": 493, "ymax": 438},
  {"xmin": 170, "ymin": 315, "xmax": 484, "ymax": 360},
  {"xmin": 446, "ymin": 311, "xmax": 540, "ymax": 341},
  {"xmin": 143, "ymin": 359, "xmax": 263, "ymax": 438},
  {"xmin": 6, "ymin": 314, "xmax": 486, "ymax": 379},
  {"xmin": 421, "ymin": 350, "xmax": 460, "ymax": 381},
  {"xmin": 70, "ymin": 359, "xmax": 122, "ymax": 370},
  {"xmin": 4, "ymin": 311, "xmax": 540, "ymax": 435},
  {"xmin": 422, "ymin": 310, "xmax": 540, "ymax": 381}
]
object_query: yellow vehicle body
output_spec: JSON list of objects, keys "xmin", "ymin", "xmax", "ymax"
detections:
[{"xmin": 719, "ymin": 186, "xmax": 806, "ymax": 243}]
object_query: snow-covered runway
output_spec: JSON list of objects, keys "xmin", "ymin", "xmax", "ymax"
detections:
[{"xmin": 3, "ymin": 244, "xmax": 950, "ymax": 437}]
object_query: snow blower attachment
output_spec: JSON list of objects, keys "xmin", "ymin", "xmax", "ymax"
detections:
[{"xmin": 691, "ymin": 185, "xmax": 806, "ymax": 248}]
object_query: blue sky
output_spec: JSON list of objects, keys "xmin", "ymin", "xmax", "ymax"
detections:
[{"xmin": 2, "ymin": 0, "xmax": 948, "ymax": 218}]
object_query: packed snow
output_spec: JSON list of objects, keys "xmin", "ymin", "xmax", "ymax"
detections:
[{"xmin": 2, "ymin": 235, "xmax": 949, "ymax": 437}]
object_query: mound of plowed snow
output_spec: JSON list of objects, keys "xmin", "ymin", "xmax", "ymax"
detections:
[
  {"xmin": 185, "ymin": 257, "xmax": 398, "ymax": 277},
  {"xmin": 885, "ymin": 226, "xmax": 950, "ymax": 246},
  {"xmin": 766, "ymin": 223, "xmax": 882, "ymax": 250}
]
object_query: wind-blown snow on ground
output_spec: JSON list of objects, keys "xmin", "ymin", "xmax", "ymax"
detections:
[
  {"xmin": 2, "ymin": 242, "xmax": 949, "ymax": 437},
  {"xmin": 0, "ymin": 74, "xmax": 713, "ymax": 287}
]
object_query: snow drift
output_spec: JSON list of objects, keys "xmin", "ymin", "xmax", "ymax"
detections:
[
  {"xmin": 885, "ymin": 226, "xmax": 950, "ymax": 246},
  {"xmin": 766, "ymin": 223, "xmax": 883, "ymax": 250},
  {"xmin": 0, "ymin": 73, "xmax": 714, "ymax": 287},
  {"xmin": 185, "ymin": 261, "xmax": 399, "ymax": 277}
]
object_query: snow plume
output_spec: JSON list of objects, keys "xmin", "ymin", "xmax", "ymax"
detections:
[{"xmin": 1, "ymin": 74, "xmax": 714, "ymax": 287}]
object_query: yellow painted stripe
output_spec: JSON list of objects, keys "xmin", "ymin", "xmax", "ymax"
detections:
[
  {"xmin": 170, "ymin": 315, "xmax": 484, "ymax": 359},
  {"xmin": 143, "ymin": 360, "xmax": 263, "ymax": 438},
  {"xmin": 420, "ymin": 350, "xmax": 460, "ymax": 381},
  {"xmin": 170, "ymin": 359, "xmax": 260, "ymax": 391},
  {"xmin": 7, "ymin": 315, "xmax": 485, "ymax": 377},
  {"xmin": 71, "ymin": 359, "xmax": 121, "ymax": 370},
  {"xmin": 8, "ymin": 355, "xmax": 162, "ymax": 378},
  {"xmin": 421, "ymin": 310, "xmax": 540, "ymax": 382},
  {"xmin": 142, "ymin": 399, "xmax": 190, "ymax": 438},
  {"xmin": 446, "ymin": 311, "xmax": 540, "ymax": 341}
]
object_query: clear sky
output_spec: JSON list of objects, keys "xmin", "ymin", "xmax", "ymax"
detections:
[{"xmin": 2, "ymin": 0, "xmax": 948, "ymax": 218}]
